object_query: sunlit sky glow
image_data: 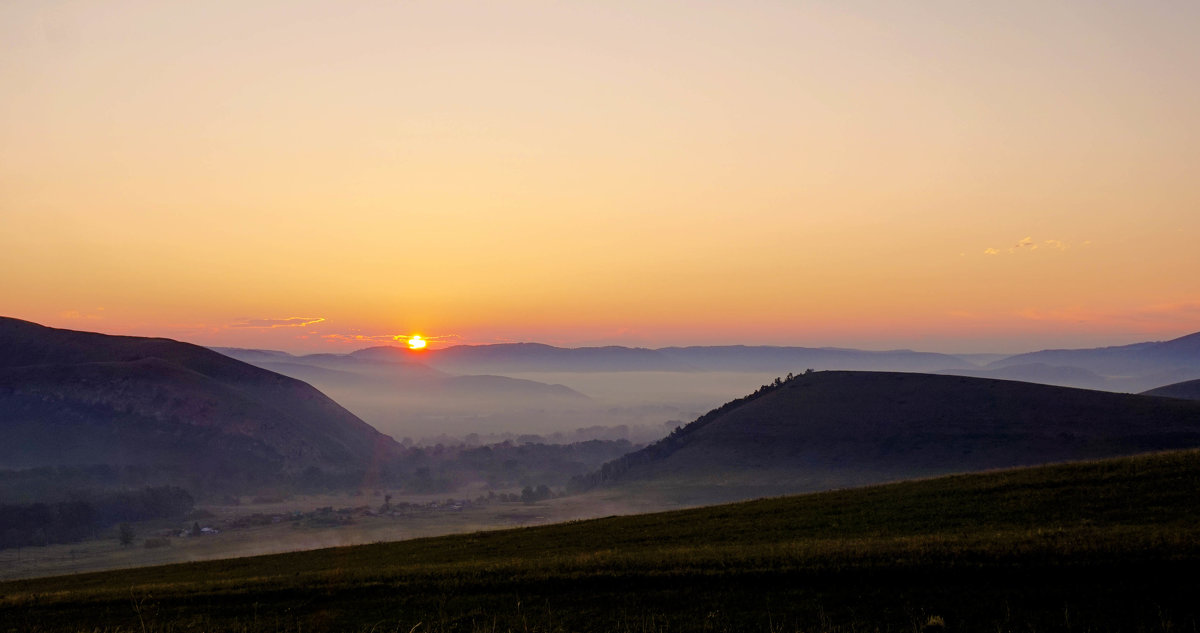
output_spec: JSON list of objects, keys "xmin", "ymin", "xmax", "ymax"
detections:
[{"xmin": 2, "ymin": 1, "xmax": 1198, "ymax": 353}]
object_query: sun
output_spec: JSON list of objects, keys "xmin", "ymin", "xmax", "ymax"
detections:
[{"xmin": 407, "ymin": 335, "xmax": 427, "ymax": 350}]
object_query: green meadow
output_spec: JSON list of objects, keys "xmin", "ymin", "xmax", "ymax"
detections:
[{"xmin": 4, "ymin": 449, "xmax": 1200, "ymax": 632}]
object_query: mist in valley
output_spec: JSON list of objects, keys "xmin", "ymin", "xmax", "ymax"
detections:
[{"xmin": 218, "ymin": 346, "xmax": 784, "ymax": 443}]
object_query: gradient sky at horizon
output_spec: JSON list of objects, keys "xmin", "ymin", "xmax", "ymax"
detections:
[{"xmin": 2, "ymin": 1, "xmax": 1198, "ymax": 354}]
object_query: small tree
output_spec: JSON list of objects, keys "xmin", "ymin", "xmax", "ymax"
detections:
[{"xmin": 118, "ymin": 523, "xmax": 135, "ymax": 547}]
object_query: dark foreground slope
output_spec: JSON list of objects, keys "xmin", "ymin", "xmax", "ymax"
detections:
[
  {"xmin": 0, "ymin": 317, "xmax": 397, "ymax": 490},
  {"xmin": 4, "ymin": 449, "xmax": 1200, "ymax": 632},
  {"xmin": 577, "ymin": 371, "xmax": 1200, "ymax": 502}
]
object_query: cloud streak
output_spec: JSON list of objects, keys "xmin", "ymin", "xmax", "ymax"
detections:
[
  {"xmin": 983, "ymin": 237, "xmax": 1077, "ymax": 255},
  {"xmin": 1013, "ymin": 299, "xmax": 1200, "ymax": 334},
  {"xmin": 230, "ymin": 317, "xmax": 326, "ymax": 329}
]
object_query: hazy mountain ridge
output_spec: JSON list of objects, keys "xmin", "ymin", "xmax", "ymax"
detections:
[
  {"xmin": 0, "ymin": 317, "xmax": 398, "ymax": 486},
  {"xmin": 975, "ymin": 331, "xmax": 1200, "ymax": 391},
  {"xmin": 217, "ymin": 346, "xmax": 587, "ymax": 398},
  {"xmin": 215, "ymin": 331, "xmax": 1200, "ymax": 439},
  {"xmin": 991, "ymin": 332, "xmax": 1200, "ymax": 370},
  {"xmin": 657, "ymin": 345, "xmax": 975, "ymax": 372},
  {"xmin": 574, "ymin": 370, "xmax": 1200, "ymax": 503},
  {"xmin": 278, "ymin": 332, "xmax": 1200, "ymax": 391},
  {"xmin": 914, "ymin": 331, "xmax": 1200, "ymax": 392},
  {"xmin": 398, "ymin": 342, "xmax": 974, "ymax": 373},
  {"xmin": 403, "ymin": 343, "xmax": 694, "ymax": 373}
]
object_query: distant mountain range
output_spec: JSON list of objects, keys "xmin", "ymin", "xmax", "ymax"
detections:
[
  {"xmin": 962, "ymin": 331, "xmax": 1200, "ymax": 392},
  {"xmin": 990, "ymin": 331, "xmax": 1200, "ymax": 373},
  {"xmin": 212, "ymin": 331, "xmax": 1200, "ymax": 439},
  {"xmin": 0, "ymin": 317, "xmax": 397, "ymax": 490},
  {"xmin": 344, "ymin": 342, "xmax": 977, "ymax": 374},
  {"xmin": 257, "ymin": 332, "xmax": 1199, "ymax": 393},
  {"xmin": 574, "ymin": 370, "xmax": 1200, "ymax": 504}
]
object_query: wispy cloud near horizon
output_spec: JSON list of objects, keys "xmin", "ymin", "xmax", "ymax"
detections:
[
  {"xmin": 230, "ymin": 317, "xmax": 326, "ymax": 329},
  {"xmin": 1014, "ymin": 299, "xmax": 1200, "ymax": 334},
  {"xmin": 983, "ymin": 237, "xmax": 1079, "ymax": 256}
]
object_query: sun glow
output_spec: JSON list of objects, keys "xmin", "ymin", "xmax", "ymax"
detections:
[{"xmin": 407, "ymin": 335, "xmax": 427, "ymax": 350}]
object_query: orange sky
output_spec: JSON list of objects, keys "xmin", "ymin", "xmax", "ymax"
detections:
[{"xmin": 2, "ymin": 1, "xmax": 1198, "ymax": 353}]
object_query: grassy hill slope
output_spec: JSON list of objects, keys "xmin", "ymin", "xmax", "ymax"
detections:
[{"xmin": 4, "ymin": 449, "xmax": 1200, "ymax": 632}]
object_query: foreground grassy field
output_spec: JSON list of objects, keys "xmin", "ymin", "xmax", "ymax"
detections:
[{"xmin": 4, "ymin": 450, "xmax": 1200, "ymax": 632}]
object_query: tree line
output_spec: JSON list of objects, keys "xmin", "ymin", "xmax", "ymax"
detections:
[{"xmin": 0, "ymin": 486, "xmax": 193, "ymax": 550}]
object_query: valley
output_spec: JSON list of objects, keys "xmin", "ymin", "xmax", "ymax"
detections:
[{"xmin": 4, "ymin": 449, "xmax": 1199, "ymax": 631}]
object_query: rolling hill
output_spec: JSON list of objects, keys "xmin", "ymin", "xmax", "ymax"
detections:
[
  {"xmin": 0, "ymin": 317, "xmax": 398, "ymax": 490},
  {"xmin": 574, "ymin": 370, "xmax": 1200, "ymax": 502}
]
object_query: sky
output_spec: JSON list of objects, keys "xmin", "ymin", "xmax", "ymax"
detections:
[{"xmin": 2, "ymin": 1, "xmax": 1198, "ymax": 354}]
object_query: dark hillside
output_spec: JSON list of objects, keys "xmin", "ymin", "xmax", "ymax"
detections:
[
  {"xmin": 0, "ymin": 317, "xmax": 397, "ymax": 489},
  {"xmin": 1142, "ymin": 378, "xmax": 1200, "ymax": 400},
  {"xmin": 575, "ymin": 370, "xmax": 1200, "ymax": 502}
]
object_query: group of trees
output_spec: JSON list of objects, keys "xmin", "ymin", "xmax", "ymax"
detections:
[
  {"xmin": 519, "ymin": 484, "xmax": 553, "ymax": 503},
  {"xmin": 290, "ymin": 438, "xmax": 638, "ymax": 496},
  {"xmin": 0, "ymin": 486, "xmax": 193, "ymax": 550}
]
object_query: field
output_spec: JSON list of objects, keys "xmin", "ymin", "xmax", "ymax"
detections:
[
  {"xmin": 4, "ymin": 450, "xmax": 1200, "ymax": 632},
  {"xmin": 0, "ymin": 489, "xmax": 672, "ymax": 582}
]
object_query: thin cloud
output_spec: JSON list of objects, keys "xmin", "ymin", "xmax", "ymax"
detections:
[
  {"xmin": 60, "ymin": 308, "xmax": 105, "ymax": 320},
  {"xmin": 392, "ymin": 333, "xmax": 460, "ymax": 344},
  {"xmin": 230, "ymin": 317, "xmax": 325, "ymax": 329},
  {"xmin": 1014, "ymin": 299, "xmax": 1200, "ymax": 332},
  {"xmin": 1133, "ymin": 300, "xmax": 1200, "ymax": 320},
  {"xmin": 320, "ymin": 333, "xmax": 396, "ymax": 344},
  {"xmin": 984, "ymin": 237, "xmax": 1075, "ymax": 255}
]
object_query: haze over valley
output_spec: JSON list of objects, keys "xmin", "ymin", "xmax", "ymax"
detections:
[
  {"xmin": 213, "ymin": 330, "xmax": 1200, "ymax": 442},
  {"xmin": 3, "ymin": 0, "xmax": 1200, "ymax": 629}
]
